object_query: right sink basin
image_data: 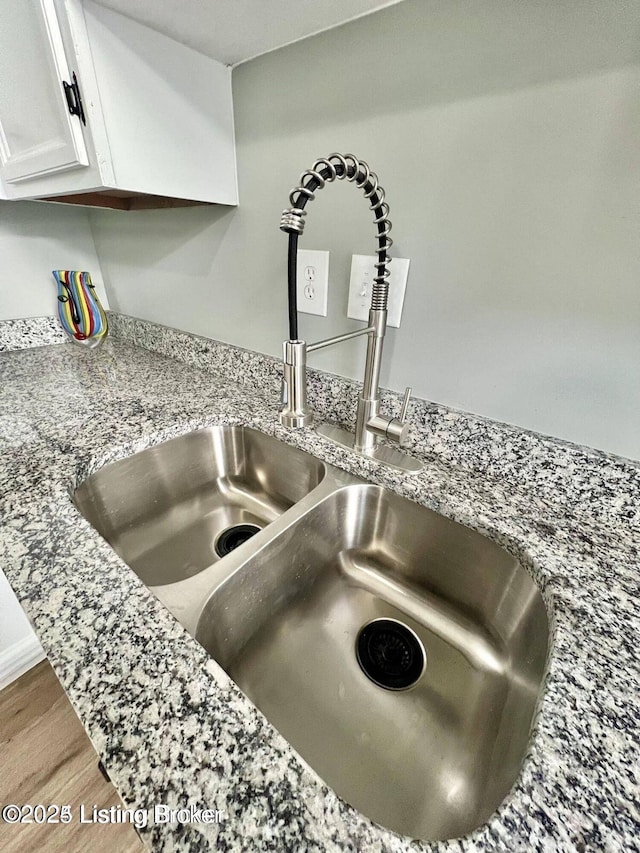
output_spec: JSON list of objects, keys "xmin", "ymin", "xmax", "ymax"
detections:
[{"xmin": 196, "ymin": 482, "xmax": 549, "ymax": 842}]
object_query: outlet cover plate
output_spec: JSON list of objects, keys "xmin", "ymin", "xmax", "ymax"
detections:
[
  {"xmin": 297, "ymin": 249, "xmax": 329, "ymax": 316},
  {"xmin": 347, "ymin": 255, "xmax": 410, "ymax": 328}
]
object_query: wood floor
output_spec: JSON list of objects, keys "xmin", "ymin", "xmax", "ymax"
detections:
[{"xmin": 0, "ymin": 660, "xmax": 143, "ymax": 853}]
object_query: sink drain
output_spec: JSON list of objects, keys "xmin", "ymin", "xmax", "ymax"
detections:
[
  {"xmin": 356, "ymin": 618, "xmax": 426, "ymax": 690},
  {"xmin": 214, "ymin": 524, "xmax": 261, "ymax": 557}
]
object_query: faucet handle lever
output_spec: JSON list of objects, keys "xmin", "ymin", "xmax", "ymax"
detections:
[
  {"xmin": 399, "ymin": 386, "xmax": 412, "ymax": 423},
  {"xmin": 375, "ymin": 386, "xmax": 412, "ymax": 446}
]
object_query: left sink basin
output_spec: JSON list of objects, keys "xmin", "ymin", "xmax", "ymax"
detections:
[{"xmin": 74, "ymin": 426, "xmax": 326, "ymax": 586}]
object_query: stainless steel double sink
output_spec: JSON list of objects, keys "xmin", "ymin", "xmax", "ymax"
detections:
[{"xmin": 74, "ymin": 425, "xmax": 549, "ymax": 842}]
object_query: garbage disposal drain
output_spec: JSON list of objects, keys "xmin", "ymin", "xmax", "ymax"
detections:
[
  {"xmin": 356, "ymin": 618, "xmax": 426, "ymax": 690},
  {"xmin": 215, "ymin": 524, "xmax": 261, "ymax": 557}
]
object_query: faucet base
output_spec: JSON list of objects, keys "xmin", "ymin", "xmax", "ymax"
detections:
[
  {"xmin": 280, "ymin": 410, "xmax": 313, "ymax": 429},
  {"xmin": 316, "ymin": 423, "xmax": 423, "ymax": 474}
]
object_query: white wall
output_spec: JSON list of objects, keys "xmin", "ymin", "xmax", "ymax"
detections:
[
  {"xmin": 0, "ymin": 199, "xmax": 108, "ymax": 320},
  {"xmin": 0, "ymin": 198, "xmax": 106, "ymax": 685},
  {"xmin": 0, "ymin": 570, "xmax": 44, "ymax": 689},
  {"xmin": 0, "ymin": 571, "xmax": 34, "ymax": 649},
  {"xmin": 91, "ymin": 0, "xmax": 640, "ymax": 461}
]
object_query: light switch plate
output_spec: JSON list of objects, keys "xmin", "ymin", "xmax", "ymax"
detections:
[
  {"xmin": 347, "ymin": 255, "xmax": 410, "ymax": 328},
  {"xmin": 297, "ymin": 249, "xmax": 329, "ymax": 316}
]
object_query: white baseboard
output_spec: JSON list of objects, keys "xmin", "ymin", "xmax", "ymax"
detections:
[{"xmin": 0, "ymin": 635, "xmax": 46, "ymax": 691}]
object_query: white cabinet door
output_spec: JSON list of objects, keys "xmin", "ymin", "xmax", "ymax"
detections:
[{"xmin": 0, "ymin": 0, "xmax": 88, "ymax": 184}]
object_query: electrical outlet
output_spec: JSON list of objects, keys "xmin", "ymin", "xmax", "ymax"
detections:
[
  {"xmin": 297, "ymin": 249, "xmax": 329, "ymax": 316},
  {"xmin": 347, "ymin": 255, "xmax": 410, "ymax": 328}
]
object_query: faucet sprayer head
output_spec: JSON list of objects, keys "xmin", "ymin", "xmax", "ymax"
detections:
[{"xmin": 280, "ymin": 208, "xmax": 306, "ymax": 234}]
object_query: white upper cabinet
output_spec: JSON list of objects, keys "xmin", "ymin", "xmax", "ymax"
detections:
[
  {"xmin": 0, "ymin": 0, "xmax": 89, "ymax": 184},
  {"xmin": 0, "ymin": 0, "xmax": 238, "ymax": 209}
]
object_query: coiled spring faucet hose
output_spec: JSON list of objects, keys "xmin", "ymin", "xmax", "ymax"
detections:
[{"xmin": 280, "ymin": 153, "xmax": 393, "ymax": 341}]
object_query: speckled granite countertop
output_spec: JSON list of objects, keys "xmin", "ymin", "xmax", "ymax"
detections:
[{"xmin": 0, "ymin": 316, "xmax": 638, "ymax": 853}]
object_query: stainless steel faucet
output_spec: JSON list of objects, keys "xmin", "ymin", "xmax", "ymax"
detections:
[{"xmin": 279, "ymin": 153, "xmax": 422, "ymax": 473}]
